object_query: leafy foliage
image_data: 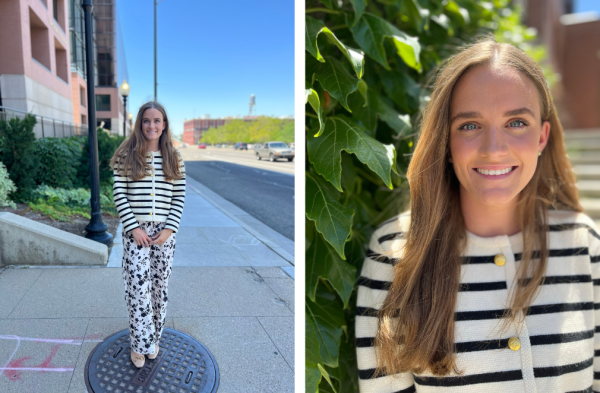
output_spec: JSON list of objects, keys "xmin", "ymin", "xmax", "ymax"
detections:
[
  {"xmin": 28, "ymin": 184, "xmax": 117, "ymax": 221},
  {"xmin": 0, "ymin": 115, "xmax": 40, "ymax": 201},
  {"xmin": 0, "ymin": 161, "xmax": 17, "ymax": 209},
  {"xmin": 34, "ymin": 137, "xmax": 84, "ymax": 189},
  {"xmin": 75, "ymin": 129, "xmax": 125, "ymax": 188},
  {"xmin": 200, "ymin": 117, "xmax": 295, "ymax": 144},
  {"xmin": 304, "ymin": 0, "xmax": 553, "ymax": 391}
]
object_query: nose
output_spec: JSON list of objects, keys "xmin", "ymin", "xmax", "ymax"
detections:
[{"xmin": 479, "ymin": 125, "xmax": 508, "ymax": 159}]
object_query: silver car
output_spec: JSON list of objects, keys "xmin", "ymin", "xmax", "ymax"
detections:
[{"xmin": 255, "ymin": 141, "xmax": 295, "ymax": 162}]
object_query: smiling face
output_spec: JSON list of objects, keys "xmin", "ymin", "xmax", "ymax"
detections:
[
  {"xmin": 448, "ymin": 64, "xmax": 550, "ymax": 208},
  {"xmin": 141, "ymin": 107, "xmax": 166, "ymax": 143}
]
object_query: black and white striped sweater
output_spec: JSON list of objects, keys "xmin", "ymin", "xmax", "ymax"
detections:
[
  {"xmin": 356, "ymin": 209, "xmax": 600, "ymax": 393},
  {"xmin": 112, "ymin": 150, "xmax": 186, "ymax": 235}
]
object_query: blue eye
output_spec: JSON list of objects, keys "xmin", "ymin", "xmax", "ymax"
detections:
[
  {"xmin": 508, "ymin": 120, "xmax": 526, "ymax": 128},
  {"xmin": 460, "ymin": 123, "xmax": 477, "ymax": 131}
]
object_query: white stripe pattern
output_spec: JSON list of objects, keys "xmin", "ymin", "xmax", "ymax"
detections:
[
  {"xmin": 356, "ymin": 209, "xmax": 600, "ymax": 393},
  {"xmin": 112, "ymin": 150, "xmax": 186, "ymax": 235}
]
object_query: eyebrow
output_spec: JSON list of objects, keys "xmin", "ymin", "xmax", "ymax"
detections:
[
  {"xmin": 450, "ymin": 107, "xmax": 536, "ymax": 124},
  {"xmin": 142, "ymin": 117, "xmax": 162, "ymax": 120}
]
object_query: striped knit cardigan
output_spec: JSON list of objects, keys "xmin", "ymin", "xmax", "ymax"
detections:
[
  {"xmin": 356, "ymin": 209, "xmax": 600, "ymax": 393},
  {"xmin": 112, "ymin": 150, "xmax": 186, "ymax": 235}
]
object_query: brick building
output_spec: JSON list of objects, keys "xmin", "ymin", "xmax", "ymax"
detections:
[
  {"xmin": 183, "ymin": 115, "xmax": 262, "ymax": 145},
  {"xmin": 523, "ymin": 0, "xmax": 600, "ymax": 129},
  {"xmin": 183, "ymin": 116, "xmax": 228, "ymax": 145}
]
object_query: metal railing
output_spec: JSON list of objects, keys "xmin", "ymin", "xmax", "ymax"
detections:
[{"xmin": 0, "ymin": 106, "xmax": 89, "ymax": 138}]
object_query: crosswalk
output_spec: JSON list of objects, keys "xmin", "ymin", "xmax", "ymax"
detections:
[{"xmin": 565, "ymin": 129, "xmax": 600, "ymax": 228}]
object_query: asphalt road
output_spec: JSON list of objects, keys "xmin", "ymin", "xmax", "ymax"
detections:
[{"xmin": 180, "ymin": 147, "xmax": 295, "ymax": 241}]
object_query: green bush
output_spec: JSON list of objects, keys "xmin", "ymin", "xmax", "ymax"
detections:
[
  {"xmin": 0, "ymin": 114, "xmax": 40, "ymax": 201},
  {"xmin": 34, "ymin": 137, "xmax": 84, "ymax": 189},
  {"xmin": 28, "ymin": 184, "xmax": 116, "ymax": 221},
  {"xmin": 0, "ymin": 161, "xmax": 17, "ymax": 209},
  {"xmin": 75, "ymin": 129, "xmax": 125, "ymax": 188},
  {"xmin": 304, "ymin": 1, "xmax": 553, "ymax": 392}
]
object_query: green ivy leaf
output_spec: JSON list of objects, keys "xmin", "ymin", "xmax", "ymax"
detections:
[
  {"xmin": 306, "ymin": 312, "xmax": 322, "ymax": 365},
  {"xmin": 319, "ymin": 364, "xmax": 338, "ymax": 393},
  {"xmin": 306, "ymin": 293, "xmax": 345, "ymax": 367},
  {"xmin": 306, "ymin": 361, "xmax": 322, "ymax": 393},
  {"xmin": 368, "ymin": 90, "xmax": 412, "ymax": 136},
  {"xmin": 306, "ymin": 88, "xmax": 325, "ymax": 137},
  {"xmin": 351, "ymin": 13, "xmax": 422, "ymax": 72},
  {"xmin": 306, "ymin": 230, "xmax": 357, "ymax": 307},
  {"xmin": 305, "ymin": 15, "xmax": 365, "ymax": 79},
  {"xmin": 349, "ymin": 0, "xmax": 367, "ymax": 27},
  {"xmin": 307, "ymin": 117, "xmax": 397, "ymax": 191},
  {"xmin": 314, "ymin": 57, "xmax": 360, "ymax": 112},
  {"xmin": 306, "ymin": 173, "xmax": 354, "ymax": 259},
  {"xmin": 316, "ymin": 0, "xmax": 334, "ymax": 9}
]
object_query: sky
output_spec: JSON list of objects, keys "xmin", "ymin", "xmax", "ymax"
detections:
[
  {"xmin": 575, "ymin": 0, "xmax": 600, "ymax": 13},
  {"xmin": 116, "ymin": 0, "xmax": 294, "ymax": 136}
]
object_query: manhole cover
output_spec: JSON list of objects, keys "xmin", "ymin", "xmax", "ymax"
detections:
[{"xmin": 84, "ymin": 328, "xmax": 219, "ymax": 393}]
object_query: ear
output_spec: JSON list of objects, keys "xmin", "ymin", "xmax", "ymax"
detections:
[{"xmin": 539, "ymin": 120, "xmax": 550, "ymax": 152}]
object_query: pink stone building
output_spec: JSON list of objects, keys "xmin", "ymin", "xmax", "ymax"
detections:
[{"xmin": 0, "ymin": 0, "xmax": 74, "ymax": 122}]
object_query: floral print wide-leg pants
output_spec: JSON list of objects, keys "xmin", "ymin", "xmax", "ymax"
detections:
[{"xmin": 121, "ymin": 221, "xmax": 176, "ymax": 354}]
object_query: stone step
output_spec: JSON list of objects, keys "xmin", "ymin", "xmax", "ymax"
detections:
[
  {"xmin": 566, "ymin": 139, "xmax": 600, "ymax": 151},
  {"xmin": 581, "ymin": 198, "xmax": 600, "ymax": 219},
  {"xmin": 567, "ymin": 151, "xmax": 600, "ymax": 165},
  {"xmin": 577, "ymin": 180, "xmax": 600, "ymax": 197},
  {"xmin": 573, "ymin": 165, "xmax": 600, "ymax": 180},
  {"xmin": 563, "ymin": 129, "xmax": 600, "ymax": 140}
]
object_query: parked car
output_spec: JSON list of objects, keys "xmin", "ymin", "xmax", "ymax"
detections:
[
  {"xmin": 234, "ymin": 143, "xmax": 248, "ymax": 150},
  {"xmin": 198, "ymin": 143, "xmax": 206, "ymax": 149},
  {"xmin": 254, "ymin": 141, "xmax": 295, "ymax": 162}
]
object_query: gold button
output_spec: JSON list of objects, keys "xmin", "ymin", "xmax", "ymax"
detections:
[
  {"xmin": 508, "ymin": 337, "xmax": 521, "ymax": 350},
  {"xmin": 494, "ymin": 254, "xmax": 506, "ymax": 266},
  {"xmin": 150, "ymin": 193, "xmax": 153, "ymax": 196},
  {"xmin": 149, "ymin": 212, "xmax": 153, "ymax": 215}
]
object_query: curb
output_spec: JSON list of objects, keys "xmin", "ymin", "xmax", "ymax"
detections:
[{"xmin": 184, "ymin": 178, "xmax": 295, "ymax": 266}]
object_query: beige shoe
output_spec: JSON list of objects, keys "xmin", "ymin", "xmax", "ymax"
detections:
[
  {"xmin": 131, "ymin": 350, "xmax": 145, "ymax": 368},
  {"xmin": 147, "ymin": 344, "xmax": 159, "ymax": 360}
]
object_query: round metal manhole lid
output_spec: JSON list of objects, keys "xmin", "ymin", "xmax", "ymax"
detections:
[{"xmin": 84, "ymin": 328, "xmax": 219, "ymax": 393}]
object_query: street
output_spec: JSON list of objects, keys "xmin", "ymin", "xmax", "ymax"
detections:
[{"xmin": 180, "ymin": 146, "xmax": 295, "ymax": 241}]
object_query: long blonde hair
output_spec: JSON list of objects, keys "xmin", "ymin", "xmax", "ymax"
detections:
[
  {"xmin": 374, "ymin": 38, "xmax": 581, "ymax": 377},
  {"xmin": 110, "ymin": 101, "xmax": 183, "ymax": 181}
]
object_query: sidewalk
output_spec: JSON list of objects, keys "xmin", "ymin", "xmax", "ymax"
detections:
[{"xmin": 0, "ymin": 177, "xmax": 295, "ymax": 393}]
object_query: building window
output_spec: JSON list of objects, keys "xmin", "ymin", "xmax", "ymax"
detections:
[
  {"xmin": 96, "ymin": 95, "xmax": 111, "ymax": 111},
  {"xmin": 97, "ymin": 118, "xmax": 111, "ymax": 130},
  {"xmin": 29, "ymin": 7, "xmax": 51, "ymax": 70},
  {"xmin": 53, "ymin": 0, "xmax": 65, "ymax": 31},
  {"xmin": 81, "ymin": 114, "xmax": 87, "ymax": 124},
  {"xmin": 80, "ymin": 86, "xmax": 86, "ymax": 107},
  {"xmin": 54, "ymin": 38, "xmax": 68, "ymax": 82}
]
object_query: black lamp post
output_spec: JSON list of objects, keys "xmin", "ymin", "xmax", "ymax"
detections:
[
  {"xmin": 120, "ymin": 79, "xmax": 129, "ymax": 137},
  {"xmin": 83, "ymin": 0, "xmax": 113, "ymax": 246}
]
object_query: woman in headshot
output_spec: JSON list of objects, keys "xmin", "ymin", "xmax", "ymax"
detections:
[
  {"xmin": 356, "ymin": 38, "xmax": 600, "ymax": 392},
  {"xmin": 110, "ymin": 101, "xmax": 186, "ymax": 368}
]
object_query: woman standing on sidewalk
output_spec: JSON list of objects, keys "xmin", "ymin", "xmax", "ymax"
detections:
[
  {"xmin": 110, "ymin": 101, "xmax": 186, "ymax": 368},
  {"xmin": 356, "ymin": 38, "xmax": 600, "ymax": 392}
]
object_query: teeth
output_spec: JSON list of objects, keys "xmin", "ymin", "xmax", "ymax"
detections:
[{"xmin": 476, "ymin": 167, "xmax": 514, "ymax": 176}]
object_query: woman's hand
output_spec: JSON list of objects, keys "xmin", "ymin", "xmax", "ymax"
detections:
[
  {"xmin": 151, "ymin": 228, "xmax": 173, "ymax": 245},
  {"xmin": 131, "ymin": 227, "xmax": 152, "ymax": 247}
]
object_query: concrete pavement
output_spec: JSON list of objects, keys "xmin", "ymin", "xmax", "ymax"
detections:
[{"xmin": 0, "ymin": 176, "xmax": 295, "ymax": 392}]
